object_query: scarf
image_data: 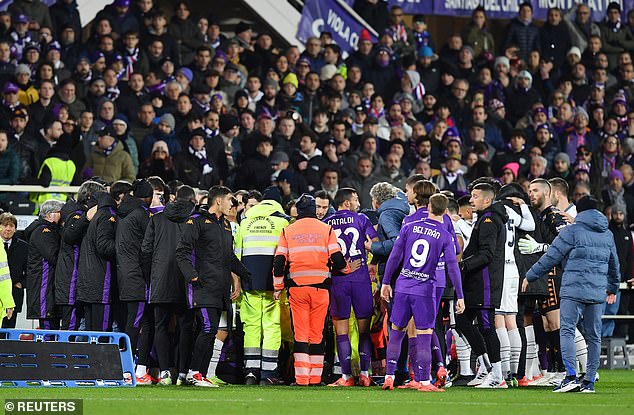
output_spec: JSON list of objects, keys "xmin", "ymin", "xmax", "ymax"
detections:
[
  {"xmin": 189, "ymin": 145, "xmax": 213, "ymax": 175},
  {"xmin": 103, "ymin": 139, "xmax": 117, "ymax": 156},
  {"xmin": 205, "ymin": 126, "xmax": 219, "ymax": 138},
  {"xmin": 413, "ymin": 31, "xmax": 431, "ymax": 50},
  {"xmin": 106, "ymin": 86, "xmax": 120, "ymax": 101},
  {"xmin": 608, "ymin": 18, "xmax": 622, "ymax": 32},
  {"xmin": 388, "ymin": 24, "xmax": 407, "ymax": 43},
  {"xmin": 125, "ymin": 47, "xmax": 139, "ymax": 79}
]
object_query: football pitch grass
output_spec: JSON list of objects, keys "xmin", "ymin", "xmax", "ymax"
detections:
[{"xmin": 3, "ymin": 371, "xmax": 634, "ymax": 415}]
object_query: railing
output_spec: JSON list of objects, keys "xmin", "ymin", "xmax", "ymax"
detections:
[{"xmin": 0, "ymin": 185, "xmax": 80, "ymax": 194}]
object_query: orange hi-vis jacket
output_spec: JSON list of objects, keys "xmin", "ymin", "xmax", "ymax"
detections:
[{"xmin": 273, "ymin": 217, "xmax": 342, "ymax": 290}]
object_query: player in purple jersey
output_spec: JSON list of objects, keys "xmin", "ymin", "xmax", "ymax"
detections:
[
  {"xmin": 402, "ymin": 180, "xmax": 462, "ymax": 388},
  {"xmin": 380, "ymin": 194, "xmax": 465, "ymax": 392},
  {"xmin": 325, "ymin": 188, "xmax": 379, "ymax": 387}
]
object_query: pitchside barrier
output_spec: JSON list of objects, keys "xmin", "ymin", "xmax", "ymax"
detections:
[{"xmin": 0, "ymin": 329, "xmax": 136, "ymax": 387}]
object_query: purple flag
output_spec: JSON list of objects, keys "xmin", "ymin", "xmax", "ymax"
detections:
[{"xmin": 297, "ymin": 0, "xmax": 378, "ymax": 56}]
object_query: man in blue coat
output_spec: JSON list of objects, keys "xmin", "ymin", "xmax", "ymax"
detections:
[{"xmin": 523, "ymin": 196, "xmax": 620, "ymax": 393}]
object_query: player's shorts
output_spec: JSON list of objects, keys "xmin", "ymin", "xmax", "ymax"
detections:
[
  {"xmin": 390, "ymin": 292, "xmax": 436, "ymax": 330},
  {"xmin": 539, "ymin": 276, "xmax": 560, "ymax": 314},
  {"xmin": 496, "ymin": 274, "xmax": 519, "ymax": 314},
  {"xmin": 435, "ymin": 286, "xmax": 445, "ymax": 312},
  {"xmin": 330, "ymin": 278, "xmax": 373, "ymax": 320}
]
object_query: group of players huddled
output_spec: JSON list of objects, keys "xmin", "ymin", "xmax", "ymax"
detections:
[{"xmin": 7, "ymin": 172, "xmax": 597, "ymax": 390}]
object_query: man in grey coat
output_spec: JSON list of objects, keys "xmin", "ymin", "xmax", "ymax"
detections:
[{"xmin": 523, "ymin": 196, "xmax": 620, "ymax": 393}]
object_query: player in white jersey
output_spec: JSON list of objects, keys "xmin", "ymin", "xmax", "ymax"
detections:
[{"xmin": 494, "ymin": 185, "xmax": 535, "ymax": 387}]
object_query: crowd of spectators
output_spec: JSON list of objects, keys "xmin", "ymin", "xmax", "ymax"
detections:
[{"xmin": 0, "ymin": 0, "xmax": 633, "ymax": 223}]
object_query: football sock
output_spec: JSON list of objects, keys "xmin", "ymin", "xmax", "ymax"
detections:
[
  {"xmin": 575, "ymin": 328, "xmax": 588, "ymax": 374},
  {"xmin": 359, "ymin": 333, "xmax": 372, "ymax": 372},
  {"xmin": 207, "ymin": 338, "xmax": 223, "ymax": 378},
  {"xmin": 336, "ymin": 334, "xmax": 352, "ymax": 376},
  {"xmin": 386, "ymin": 329, "xmax": 406, "ymax": 376},
  {"xmin": 431, "ymin": 332, "xmax": 444, "ymax": 369},
  {"xmin": 417, "ymin": 333, "xmax": 432, "ymax": 382},
  {"xmin": 508, "ymin": 328, "xmax": 522, "ymax": 375},
  {"xmin": 135, "ymin": 364, "xmax": 147, "ymax": 378},
  {"xmin": 455, "ymin": 331, "xmax": 474, "ymax": 376},
  {"xmin": 496, "ymin": 327, "xmax": 510, "ymax": 376}
]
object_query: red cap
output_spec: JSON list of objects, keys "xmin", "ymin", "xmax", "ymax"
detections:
[{"xmin": 359, "ymin": 29, "xmax": 372, "ymax": 43}]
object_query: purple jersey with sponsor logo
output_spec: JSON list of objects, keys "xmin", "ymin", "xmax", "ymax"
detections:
[
  {"xmin": 325, "ymin": 210, "xmax": 378, "ymax": 282},
  {"xmin": 383, "ymin": 218, "xmax": 463, "ymax": 298},
  {"xmin": 403, "ymin": 207, "xmax": 461, "ymax": 288}
]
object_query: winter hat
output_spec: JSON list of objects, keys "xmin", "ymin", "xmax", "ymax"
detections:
[
  {"xmin": 262, "ymin": 186, "xmax": 282, "ymax": 204},
  {"xmin": 235, "ymin": 21, "xmax": 251, "ymax": 35},
  {"xmin": 502, "ymin": 162, "xmax": 520, "ymax": 179},
  {"xmin": 405, "ymin": 70, "xmax": 420, "ymax": 89},
  {"xmin": 112, "ymin": 113, "xmax": 129, "ymax": 128},
  {"xmin": 219, "ymin": 114, "xmax": 240, "ymax": 134},
  {"xmin": 575, "ymin": 106, "xmax": 589, "ymax": 120},
  {"xmin": 282, "ymin": 72, "xmax": 299, "ymax": 88},
  {"xmin": 418, "ymin": 46, "xmax": 437, "ymax": 60},
  {"xmin": 15, "ymin": 64, "xmax": 31, "ymax": 76},
  {"xmin": 159, "ymin": 113, "xmax": 175, "ymax": 130},
  {"xmin": 517, "ymin": 70, "xmax": 533, "ymax": 84},
  {"xmin": 320, "ymin": 64, "xmax": 338, "ymax": 81},
  {"xmin": 567, "ymin": 46, "xmax": 581, "ymax": 59},
  {"xmin": 133, "ymin": 179, "xmax": 154, "ymax": 198},
  {"xmin": 610, "ymin": 169, "xmax": 625, "ymax": 182},
  {"xmin": 263, "ymin": 78, "xmax": 279, "ymax": 92},
  {"xmin": 176, "ymin": 67, "xmax": 193, "ymax": 83},
  {"xmin": 151, "ymin": 140, "xmax": 169, "ymax": 156},
  {"xmin": 490, "ymin": 99, "xmax": 504, "ymax": 111},
  {"xmin": 554, "ymin": 152, "xmax": 570, "ymax": 165},
  {"xmin": 494, "ymin": 56, "xmax": 510, "ymax": 71},
  {"xmin": 576, "ymin": 195, "xmax": 598, "ymax": 213},
  {"xmin": 295, "ymin": 193, "xmax": 316, "ymax": 217},
  {"xmin": 575, "ymin": 162, "xmax": 590, "ymax": 174},
  {"xmin": 359, "ymin": 29, "xmax": 372, "ymax": 43}
]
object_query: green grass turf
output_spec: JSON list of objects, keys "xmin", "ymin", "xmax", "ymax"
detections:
[{"xmin": 2, "ymin": 371, "xmax": 634, "ymax": 415}]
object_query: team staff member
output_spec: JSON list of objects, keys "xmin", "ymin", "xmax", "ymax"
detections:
[
  {"xmin": 77, "ymin": 191, "xmax": 118, "ymax": 332},
  {"xmin": 116, "ymin": 179, "xmax": 154, "ymax": 384},
  {"xmin": 177, "ymin": 185, "xmax": 251, "ymax": 387},
  {"xmin": 0, "ymin": 213, "xmax": 28, "ymax": 328},
  {"xmin": 273, "ymin": 194, "xmax": 361, "ymax": 386},
  {"xmin": 235, "ymin": 186, "xmax": 290, "ymax": 386},
  {"xmin": 0, "ymin": 220, "xmax": 17, "ymax": 326},
  {"xmin": 142, "ymin": 185, "xmax": 197, "ymax": 386},
  {"xmin": 524, "ymin": 196, "xmax": 620, "ymax": 393},
  {"xmin": 456, "ymin": 183, "xmax": 508, "ymax": 388},
  {"xmin": 54, "ymin": 180, "xmax": 104, "ymax": 331},
  {"xmin": 25, "ymin": 200, "xmax": 65, "ymax": 329}
]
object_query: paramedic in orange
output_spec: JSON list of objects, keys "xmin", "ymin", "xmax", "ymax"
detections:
[{"xmin": 273, "ymin": 194, "xmax": 361, "ymax": 386}]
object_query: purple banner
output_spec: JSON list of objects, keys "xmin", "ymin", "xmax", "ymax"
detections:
[
  {"xmin": 387, "ymin": 0, "xmax": 434, "ymax": 14},
  {"xmin": 297, "ymin": 0, "xmax": 378, "ymax": 55},
  {"xmin": 433, "ymin": 0, "xmax": 634, "ymax": 21}
]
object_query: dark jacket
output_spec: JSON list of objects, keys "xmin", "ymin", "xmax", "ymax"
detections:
[
  {"xmin": 527, "ymin": 209, "xmax": 620, "ymax": 303},
  {"xmin": 371, "ymin": 192, "xmax": 410, "ymax": 259},
  {"xmin": 116, "ymin": 194, "xmax": 150, "ymax": 302},
  {"xmin": 5, "ymin": 236, "xmax": 28, "ymax": 313},
  {"xmin": 54, "ymin": 199, "xmax": 88, "ymax": 305},
  {"xmin": 141, "ymin": 200, "xmax": 195, "ymax": 304},
  {"xmin": 502, "ymin": 17, "xmax": 540, "ymax": 62},
  {"xmin": 176, "ymin": 210, "xmax": 250, "ymax": 310},
  {"xmin": 25, "ymin": 218, "xmax": 61, "ymax": 319},
  {"xmin": 235, "ymin": 153, "xmax": 274, "ymax": 192},
  {"xmin": 0, "ymin": 147, "xmax": 20, "ymax": 184},
  {"xmin": 49, "ymin": 0, "xmax": 81, "ymax": 39},
  {"xmin": 76, "ymin": 192, "xmax": 117, "ymax": 304},
  {"xmin": 460, "ymin": 202, "xmax": 508, "ymax": 308},
  {"xmin": 173, "ymin": 147, "xmax": 221, "ymax": 189},
  {"xmin": 516, "ymin": 206, "xmax": 551, "ymax": 297},
  {"xmin": 609, "ymin": 220, "xmax": 633, "ymax": 282}
]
